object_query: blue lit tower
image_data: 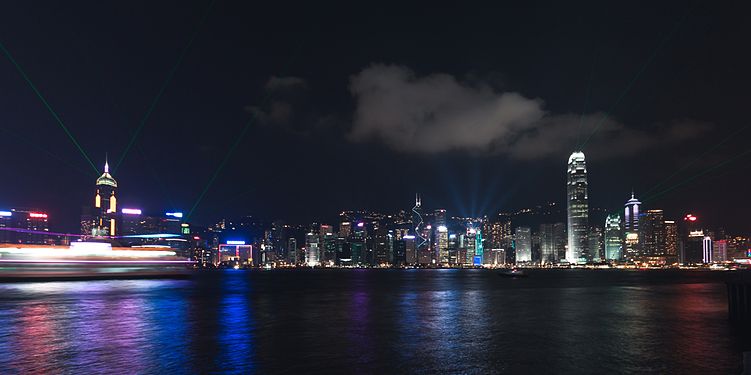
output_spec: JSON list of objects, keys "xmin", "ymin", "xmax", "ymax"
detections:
[
  {"xmin": 623, "ymin": 192, "xmax": 641, "ymax": 259},
  {"xmin": 93, "ymin": 158, "xmax": 118, "ymax": 236},
  {"xmin": 566, "ymin": 151, "xmax": 588, "ymax": 263}
]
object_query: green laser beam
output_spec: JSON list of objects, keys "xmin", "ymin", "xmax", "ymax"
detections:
[
  {"xmin": 578, "ymin": 2, "xmax": 697, "ymax": 150},
  {"xmin": 0, "ymin": 127, "xmax": 92, "ymax": 177},
  {"xmin": 113, "ymin": 0, "xmax": 216, "ymax": 173},
  {"xmin": 643, "ymin": 147, "xmax": 751, "ymax": 203},
  {"xmin": 185, "ymin": 34, "xmax": 311, "ymax": 220},
  {"xmin": 186, "ymin": 118, "xmax": 253, "ymax": 219},
  {"xmin": 0, "ymin": 41, "xmax": 99, "ymax": 175},
  {"xmin": 136, "ymin": 142, "xmax": 177, "ymax": 210},
  {"xmin": 642, "ymin": 124, "xmax": 748, "ymax": 196}
]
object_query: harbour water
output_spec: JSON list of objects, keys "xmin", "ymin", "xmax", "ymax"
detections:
[{"xmin": 0, "ymin": 269, "xmax": 747, "ymax": 373}]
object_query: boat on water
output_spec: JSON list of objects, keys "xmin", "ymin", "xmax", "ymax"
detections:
[
  {"xmin": 499, "ymin": 268, "xmax": 528, "ymax": 278},
  {"xmin": 0, "ymin": 242, "xmax": 193, "ymax": 281}
]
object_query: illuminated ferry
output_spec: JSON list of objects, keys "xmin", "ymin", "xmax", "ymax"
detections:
[{"xmin": 0, "ymin": 241, "xmax": 193, "ymax": 280}]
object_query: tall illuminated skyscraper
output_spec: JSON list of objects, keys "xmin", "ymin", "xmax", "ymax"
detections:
[
  {"xmin": 412, "ymin": 194, "xmax": 427, "ymax": 249},
  {"xmin": 623, "ymin": 192, "xmax": 641, "ymax": 259},
  {"xmin": 515, "ymin": 226, "xmax": 532, "ymax": 263},
  {"xmin": 91, "ymin": 159, "xmax": 118, "ymax": 236},
  {"xmin": 639, "ymin": 209, "xmax": 665, "ymax": 256},
  {"xmin": 566, "ymin": 151, "xmax": 588, "ymax": 263},
  {"xmin": 305, "ymin": 232, "xmax": 320, "ymax": 267},
  {"xmin": 604, "ymin": 214, "xmax": 622, "ymax": 261},
  {"xmin": 664, "ymin": 220, "xmax": 678, "ymax": 256}
]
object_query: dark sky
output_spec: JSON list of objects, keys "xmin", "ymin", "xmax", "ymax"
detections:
[{"xmin": 0, "ymin": 1, "xmax": 749, "ymax": 233}]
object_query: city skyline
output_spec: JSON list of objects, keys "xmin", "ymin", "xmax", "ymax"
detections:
[{"xmin": 0, "ymin": 2, "xmax": 748, "ymax": 234}]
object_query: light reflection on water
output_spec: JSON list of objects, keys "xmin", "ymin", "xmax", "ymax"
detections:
[{"xmin": 0, "ymin": 270, "xmax": 746, "ymax": 374}]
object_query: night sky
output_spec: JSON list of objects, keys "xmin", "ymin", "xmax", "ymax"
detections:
[{"xmin": 1, "ymin": 1, "xmax": 749, "ymax": 233}]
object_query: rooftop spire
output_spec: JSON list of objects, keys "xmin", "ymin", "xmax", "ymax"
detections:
[{"xmin": 104, "ymin": 153, "xmax": 109, "ymax": 174}]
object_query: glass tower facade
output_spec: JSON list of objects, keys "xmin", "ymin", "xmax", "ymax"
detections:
[
  {"xmin": 566, "ymin": 151, "xmax": 588, "ymax": 263},
  {"xmin": 604, "ymin": 214, "xmax": 622, "ymax": 261},
  {"xmin": 624, "ymin": 193, "xmax": 641, "ymax": 259}
]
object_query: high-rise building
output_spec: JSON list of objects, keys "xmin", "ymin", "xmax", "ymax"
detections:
[
  {"xmin": 623, "ymin": 193, "xmax": 641, "ymax": 259},
  {"xmin": 1, "ymin": 209, "xmax": 51, "ymax": 244},
  {"xmin": 639, "ymin": 209, "xmax": 665, "ymax": 257},
  {"xmin": 373, "ymin": 227, "xmax": 391, "ymax": 265},
  {"xmin": 604, "ymin": 214, "xmax": 622, "ymax": 261},
  {"xmin": 474, "ymin": 229, "xmax": 484, "ymax": 265},
  {"xmin": 566, "ymin": 151, "xmax": 588, "ymax": 263},
  {"xmin": 305, "ymin": 232, "xmax": 320, "ymax": 266},
  {"xmin": 680, "ymin": 214, "xmax": 704, "ymax": 264},
  {"xmin": 465, "ymin": 227, "xmax": 477, "ymax": 264},
  {"xmin": 412, "ymin": 194, "xmax": 428, "ymax": 255},
  {"xmin": 435, "ymin": 225, "xmax": 449, "ymax": 264},
  {"xmin": 664, "ymin": 220, "xmax": 678, "ymax": 257},
  {"xmin": 434, "ymin": 209, "xmax": 447, "ymax": 227},
  {"xmin": 588, "ymin": 226, "xmax": 604, "ymax": 261},
  {"xmin": 287, "ymin": 238, "xmax": 297, "ymax": 265},
  {"xmin": 515, "ymin": 226, "xmax": 532, "ymax": 263},
  {"xmin": 713, "ymin": 239, "xmax": 727, "ymax": 262},
  {"xmin": 339, "ymin": 221, "xmax": 352, "ymax": 238},
  {"xmin": 88, "ymin": 159, "xmax": 118, "ymax": 236},
  {"xmin": 539, "ymin": 223, "xmax": 558, "ymax": 264},
  {"xmin": 702, "ymin": 236, "xmax": 713, "ymax": 264},
  {"xmin": 404, "ymin": 235, "xmax": 417, "ymax": 264}
]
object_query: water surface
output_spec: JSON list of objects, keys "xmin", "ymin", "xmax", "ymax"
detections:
[{"xmin": 0, "ymin": 269, "xmax": 746, "ymax": 373}]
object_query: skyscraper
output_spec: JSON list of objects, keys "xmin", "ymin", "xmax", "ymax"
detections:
[
  {"xmin": 305, "ymin": 232, "xmax": 320, "ymax": 267},
  {"xmin": 664, "ymin": 220, "xmax": 678, "ymax": 257},
  {"xmin": 89, "ymin": 159, "xmax": 118, "ymax": 236},
  {"xmin": 604, "ymin": 214, "xmax": 622, "ymax": 261},
  {"xmin": 639, "ymin": 209, "xmax": 665, "ymax": 257},
  {"xmin": 566, "ymin": 151, "xmax": 588, "ymax": 263},
  {"xmin": 435, "ymin": 224, "xmax": 449, "ymax": 264},
  {"xmin": 588, "ymin": 226, "xmax": 604, "ymax": 261},
  {"xmin": 515, "ymin": 226, "xmax": 532, "ymax": 263},
  {"xmin": 623, "ymin": 192, "xmax": 641, "ymax": 259},
  {"xmin": 539, "ymin": 223, "xmax": 557, "ymax": 264}
]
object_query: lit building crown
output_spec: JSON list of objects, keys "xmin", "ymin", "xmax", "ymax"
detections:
[{"xmin": 96, "ymin": 160, "xmax": 118, "ymax": 188}]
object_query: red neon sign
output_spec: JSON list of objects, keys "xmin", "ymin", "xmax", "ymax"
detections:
[{"xmin": 29, "ymin": 212, "xmax": 48, "ymax": 218}]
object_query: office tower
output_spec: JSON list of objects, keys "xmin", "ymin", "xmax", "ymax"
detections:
[
  {"xmin": 640, "ymin": 209, "xmax": 665, "ymax": 256},
  {"xmin": 623, "ymin": 192, "xmax": 641, "ymax": 259},
  {"xmin": 4, "ymin": 208, "xmax": 50, "ymax": 244},
  {"xmin": 393, "ymin": 236, "xmax": 407, "ymax": 266},
  {"xmin": 588, "ymin": 226, "xmax": 604, "ymax": 261},
  {"xmin": 89, "ymin": 159, "xmax": 118, "ymax": 236},
  {"xmin": 322, "ymin": 231, "xmax": 337, "ymax": 266},
  {"xmin": 680, "ymin": 214, "xmax": 704, "ymax": 264},
  {"xmin": 539, "ymin": 223, "xmax": 557, "ymax": 264},
  {"xmin": 604, "ymin": 214, "xmax": 622, "ymax": 261},
  {"xmin": 412, "ymin": 194, "xmax": 427, "ymax": 248},
  {"xmin": 465, "ymin": 227, "xmax": 477, "ymax": 264},
  {"xmin": 339, "ymin": 221, "xmax": 352, "ymax": 238},
  {"xmin": 435, "ymin": 224, "xmax": 449, "ymax": 264},
  {"xmin": 566, "ymin": 151, "xmax": 588, "ymax": 263},
  {"xmin": 404, "ymin": 235, "xmax": 417, "ymax": 264},
  {"xmin": 374, "ymin": 227, "xmax": 391, "ymax": 265},
  {"xmin": 474, "ymin": 229, "xmax": 484, "ymax": 265},
  {"xmin": 664, "ymin": 220, "xmax": 678, "ymax": 256},
  {"xmin": 287, "ymin": 238, "xmax": 297, "ymax": 264},
  {"xmin": 434, "ymin": 209, "xmax": 447, "ymax": 227},
  {"xmin": 713, "ymin": 239, "xmax": 727, "ymax": 262},
  {"xmin": 702, "ymin": 236, "xmax": 713, "ymax": 264},
  {"xmin": 515, "ymin": 226, "xmax": 532, "ymax": 263},
  {"xmin": 305, "ymin": 232, "xmax": 320, "ymax": 266}
]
